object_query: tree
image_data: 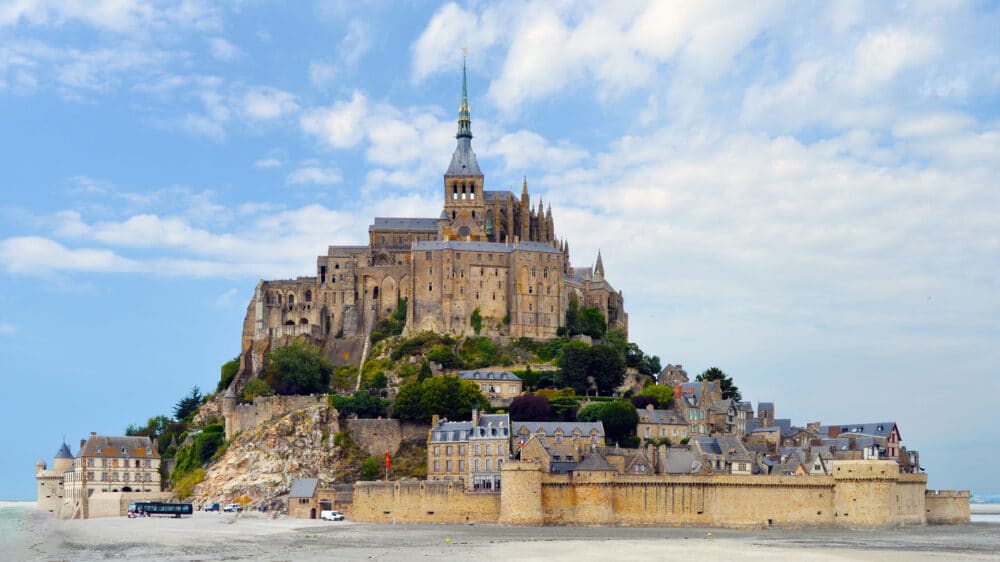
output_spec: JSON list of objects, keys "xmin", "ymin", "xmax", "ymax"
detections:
[
  {"xmin": 263, "ymin": 339, "xmax": 334, "ymax": 396},
  {"xmin": 577, "ymin": 401, "xmax": 639, "ymax": 445},
  {"xmin": 602, "ymin": 328, "xmax": 628, "ymax": 358},
  {"xmin": 508, "ymin": 394, "xmax": 553, "ymax": 421},
  {"xmin": 578, "ymin": 307, "xmax": 607, "ymax": 338},
  {"xmin": 470, "ymin": 307, "xmax": 483, "ymax": 335},
  {"xmin": 557, "ymin": 340, "xmax": 592, "ymax": 393},
  {"xmin": 241, "ymin": 378, "xmax": 272, "ymax": 402},
  {"xmin": 392, "ymin": 376, "xmax": 489, "ymax": 423},
  {"xmin": 696, "ymin": 367, "xmax": 742, "ymax": 401},
  {"xmin": 173, "ymin": 386, "xmax": 203, "ymax": 421},
  {"xmin": 637, "ymin": 385, "xmax": 674, "ymax": 408},
  {"xmin": 588, "ymin": 344, "xmax": 626, "ymax": 395},
  {"xmin": 217, "ymin": 356, "xmax": 240, "ymax": 393},
  {"xmin": 417, "ymin": 360, "xmax": 432, "ymax": 382},
  {"xmin": 565, "ymin": 292, "xmax": 580, "ymax": 334},
  {"xmin": 362, "ymin": 457, "xmax": 380, "ymax": 481}
]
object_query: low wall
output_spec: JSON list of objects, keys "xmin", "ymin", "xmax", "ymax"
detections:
[
  {"xmin": 351, "ymin": 480, "xmax": 500, "ymax": 524},
  {"xmin": 87, "ymin": 491, "xmax": 172, "ymax": 518},
  {"xmin": 925, "ymin": 490, "xmax": 971, "ymax": 524},
  {"xmin": 346, "ymin": 419, "xmax": 430, "ymax": 457}
]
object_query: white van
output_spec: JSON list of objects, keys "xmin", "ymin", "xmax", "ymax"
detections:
[{"xmin": 320, "ymin": 510, "xmax": 344, "ymax": 521}]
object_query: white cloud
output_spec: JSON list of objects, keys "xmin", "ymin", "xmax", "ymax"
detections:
[
  {"xmin": 300, "ymin": 91, "xmax": 369, "ymax": 148},
  {"xmin": 286, "ymin": 166, "xmax": 343, "ymax": 186},
  {"xmin": 0, "ymin": 0, "xmax": 220, "ymax": 34},
  {"xmin": 243, "ymin": 87, "xmax": 299, "ymax": 120},
  {"xmin": 308, "ymin": 60, "xmax": 337, "ymax": 88},
  {"xmin": 339, "ymin": 19, "xmax": 371, "ymax": 66},
  {"xmin": 0, "ymin": 323, "xmax": 15, "ymax": 335},
  {"xmin": 254, "ymin": 157, "xmax": 282, "ymax": 169},
  {"xmin": 208, "ymin": 37, "xmax": 240, "ymax": 62},
  {"xmin": 0, "ymin": 236, "xmax": 139, "ymax": 274},
  {"xmin": 213, "ymin": 288, "xmax": 239, "ymax": 308}
]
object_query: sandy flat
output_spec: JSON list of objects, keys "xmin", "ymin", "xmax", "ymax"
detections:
[{"xmin": 8, "ymin": 509, "xmax": 999, "ymax": 561}]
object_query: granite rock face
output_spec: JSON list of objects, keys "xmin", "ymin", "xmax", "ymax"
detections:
[{"xmin": 194, "ymin": 403, "xmax": 341, "ymax": 504}]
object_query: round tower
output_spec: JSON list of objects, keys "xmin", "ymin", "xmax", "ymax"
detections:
[
  {"xmin": 35, "ymin": 458, "xmax": 46, "ymax": 474},
  {"xmin": 499, "ymin": 461, "xmax": 544, "ymax": 525},
  {"xmin": 222, "ymin": 386, "xmax": 237, "ymax": 440},
  {"xmin": 53, "ymin": 442, "xmax": 74, "ymax": 474}
]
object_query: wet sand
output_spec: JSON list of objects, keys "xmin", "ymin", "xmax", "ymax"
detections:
[{"xmin": 8, "ymin": 508, "xmax": 999, "ymax": 561}]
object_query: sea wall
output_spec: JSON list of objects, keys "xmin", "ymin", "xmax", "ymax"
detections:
[
  {"xmin": 351, "ymin": 460, "xmax": 963, "ymax": 528},
  {"xmin": 925, "ymin": 490, "xmax": 971, "ymax": 524},
  {"xmin": 86, "ymin": 491, "xmax": 172, "ymax": 518},
  {"xmin": 351, "ymin": 480, "xmax": 500, "ymax": 523}
]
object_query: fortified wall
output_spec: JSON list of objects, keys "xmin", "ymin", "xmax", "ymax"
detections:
[
  {"xmin": 344, "ymin": 419, "xmax": 429, "ymax": 457},
  {"xmin": 925, "ymin": 490, "xmax": 971, "ymax": 524},
  {"xmin": 222, "ymin": 394, "xmax": 327, "ymax": 439},
  {"xmin": 350, "ymin": 460, "xmax": 969, "ymax": 528}
]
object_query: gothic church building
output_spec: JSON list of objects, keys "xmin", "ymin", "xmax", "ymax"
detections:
[{"xmin": 239, "ymin": 63, "xmax": 625, "ymax": 374}]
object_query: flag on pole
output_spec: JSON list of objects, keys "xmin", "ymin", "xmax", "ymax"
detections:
[{"xmin": 385, "ymin": 451, "xmax": 391, "ymax": 469}]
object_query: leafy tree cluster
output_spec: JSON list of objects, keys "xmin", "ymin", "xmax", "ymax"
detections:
[
  {"xmin": 577, "ymin": 400, "xmax": 639, "ymax": 445},
  {"xmin": 392, "ymin": 376, "xmax": 489, "ymax": 423},
  {"xmin": 426, "ymin": 344, "xmax": 462, "ymax": 369},
  {"xmin": 263, "ymin": 339, "xmax": 334, "ymax": 396},
  {"xmin": 470, "ymin": 307, "xmax": 483, "ymax": 335},
  {"xmin": 696, "ymin": 367, "xmax": 742, "ymax": 401},
  {"xmin": 630, "ymin": 385, "xmax": 674, "ymax": 409},
  {"xmin": 561, "ymin": 293, "xmax": 607, "ymax": 338},
  {"xmin": 172, "ymin": 423, "xmax": 226, "ymax": 480},
  {"xmin": 330, "ymin": 390, "xmax": 389, "ymax": 419},
  {"xmin": 508, "ymin": 394, "xmax": 553, "ymax": 421},
  {"xmin": 216, "ymin": 357, "xmax": 240, "ymax": 393},
  {"xmin": 390, "ymin": 332, "xmax": 456, "ymax": 360},
  {"xmin": 370, "ymin": 298, "xmax": 408, "ymax": 345},
  {"xmin": 558, "ymin": 341, "xmax": 625, "ymax": 396},
  {"xmin": 602, "ymin": 328, "xmax": 661, "ymax": 377}
]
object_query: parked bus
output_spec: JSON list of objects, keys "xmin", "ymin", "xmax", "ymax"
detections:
[{"xmin": 129, "ymin": 501, "xmax": 193, "ymax": 518}]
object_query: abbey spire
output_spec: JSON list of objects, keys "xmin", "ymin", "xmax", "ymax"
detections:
[{"xmin": 445, "ymin": 52, "xmax": 482, "ymax": 177}]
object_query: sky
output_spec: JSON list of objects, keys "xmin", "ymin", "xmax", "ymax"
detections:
[{"xmin": 1, "ymin": 1, "xmax": 998, "ymax": 500}]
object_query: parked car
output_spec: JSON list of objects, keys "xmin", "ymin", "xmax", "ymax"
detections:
[
  {"xmin": 204, "ymin": 503, "xmax": 220, "ymax": 512},
  {"xmin": 223, "ymin": 503, "xmax": 243, "ymax": 512},
  {"xmin": 320, "ymin": 510, "xmax": 344, "ymax": 521}
]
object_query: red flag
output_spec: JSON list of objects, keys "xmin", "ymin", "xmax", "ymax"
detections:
[{"xmin": 385, "ymin": 451, "xmax": 391, "ymax": 469}]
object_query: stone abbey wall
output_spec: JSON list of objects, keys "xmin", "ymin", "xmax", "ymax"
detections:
[
  {"xmin": 350, "ymin": 460, "xmax": 969, "ymax": 528},
  {"xmin": 351, "ymin": 480, "xmax": 500, "ymax": 524}
]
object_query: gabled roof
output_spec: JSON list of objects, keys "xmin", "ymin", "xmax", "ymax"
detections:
[
  {"xmin": 78, "ymin": 435, "xmax": 159, "ymax": 459},
  {"xmin": 637, "ymin": 408, "xmax": 687, "ymax": 425},
  {"xmin": 288, "ymin": 478, "xmax": 319, "ymax": 498},
  {"xmin": 513, "ymin": 421, "xmax": 605, "ymax": 437},
  {"xmin": 459, "ymin": 370, "xmax": 520, "ymax": 382},
  {"xmin": 663, "ymin": 447, "xmax": 702, "ymax": 474},
  {"xmin": 289, "ymin": 478, "xmax": 318, "ymax": 499},
  {"xmin": 430, "ymin": 421, "xmax": 472, "ymax": 443},
  {"xmin": 757, "ymin": 402, "xmax": 774, "ymax": 413},
  {"xmin": 573, "ymin": 451, "xmax": 616, "ymax": 472},
  {"xmin": 484, "ymin": 190, "xmax": 517, "ymax": 203},
  {"xmin": 708, "ymin": 398, "xmax": 735, "ymax": 415},
  {"xmin": 819, "ymin": 422, "xmax": 897, "ymax": 439}
]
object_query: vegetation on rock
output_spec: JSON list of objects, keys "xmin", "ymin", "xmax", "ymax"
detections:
[{"xmin": 264, "ymin": 339, "xmax": 333, "ymax": 395}]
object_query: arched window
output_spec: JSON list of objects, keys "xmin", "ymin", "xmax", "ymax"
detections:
[
  {"xmin": 288, "ymin": 294, "xmax": 295, "ymax": 306},
  {"xmin": 304, "ymin": 290, "xmax": 312, "ymax": 302}
]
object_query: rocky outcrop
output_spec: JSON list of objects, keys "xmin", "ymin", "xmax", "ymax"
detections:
[{"xmin": 194, "ymin": 403, "xmax": 341, "ymax": 504}]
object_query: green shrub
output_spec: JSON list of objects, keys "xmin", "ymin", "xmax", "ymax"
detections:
[
  {"xmin": 470, "ymin": 308, "xmax": 483, "ymax": 335},
  {"xmin": 263, "ymin": 339, "xmax": 333, "ymax": 395},
  {"xmin": 173, "ymin": 468, "xmax": 204, "ymax": 499},
  {"xmin": 362, "ymin": 457, "xmax": 380, "ymax": 481},
  {"xmin": 427, "ymin": 344, "xmax": 462, "ymax": 369},
  {"xmin": 241, "ymin": 378, "xmax": 272, "ymax": 402},
  {"xmin": 217, "ymin": 357, "xmax": 240, "ymax": 393}
]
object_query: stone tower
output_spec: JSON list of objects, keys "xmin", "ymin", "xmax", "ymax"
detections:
[
  {"xmin": 442, "ymin": 54, "xmax": 486, "ymax": 241},
  {"xmin": 498, "ymin": 461, "xmax": 544, "ymax": 525},
  {"xmin": 222, "ymin": 386, "xmax": 237, "ymax": 439}
]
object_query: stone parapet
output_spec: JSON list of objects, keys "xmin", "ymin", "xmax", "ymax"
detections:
[{"xmin": 925, "ymin": 489, "xmax": 971, "ymax": 524}]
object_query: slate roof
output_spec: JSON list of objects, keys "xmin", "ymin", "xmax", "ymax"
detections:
[
  {"xmin": 484, "ymin": 190, "xmax": 517, "ymax": 203},
  {"xmin": 432, "ymin": 414, "xmax": 510, "ymax": 443},
  {"xmin": 55, "ymin": 442, "xmax": 73, "ymax": 459},
  {"xmin": 459, "ymin": 370, "xmax": 521, "ymax": 382},
  {"xmin": 369, "ymin": 217, "xmax": 439, "ymax": 232},
  {"xmin": 446, "ymin": 137, "xmax": 483, "ymax": 176},
  {"xmin": 414, "ymin": 240, "xmax": 514, "ymax": 253},
  {"xmin": 677, "ymin": 381, "xmax": 721, "ymax": 407},
  {"xmin": 429, "ymin": 421, "xmax": 472, "ymax": 443},
  {"xmin": 736, "ymin": 401, "xmax": 754, "ymax": 413},
  {"xmin": 515, "ymin": 241, "xmax": 562, "ymax": 254},
  {"xmin": 637, "ymin": 408, "xmax": 687, "ymax": 425},
  {"xmin": 289, "ymin": 478, "xmax": 318, "ymax": 499},
  {"xmin": 758, "ymin": 402, "xmax": 774, "ymax": 413},
  {"xmin": 774, "ymin": 418, "xmax": 793, "ymax": 437},
  {"xmin": 573, "ymin": 451, "xmax": 616, "ymax": 472},
  {"xmin": 663, "ymin": 447, "xmax": 702, "ymax": 474},
  {"xmin": 819, "ymin": 422, "xmax": 897, "ymax": 439},
  {"xmin": 709, "ymin": 398, "xmax": 735, "ymax": 415},
  {"xmin": 78, "ymin": 435, "xmax": 159, "ymax": 459},
  {"xmin": 513, "ymin": 421, "xmax": 605, "ymax": 438}
]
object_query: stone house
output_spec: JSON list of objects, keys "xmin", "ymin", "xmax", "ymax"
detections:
[
  {"xmin": 288, "ymin": 478, "xmax": 353, "ymax": 519},
  {"xmin": 598, "ymin": 445, "xmax": 653, "ymax": 476},
  {"xmin": 757, "ymin": 402, "xmax": 775, "ymax": 427},
  {"xmin": 458, "ymin": 370, "xmax": 522, "ymax": 407},
  {"xmin": 673, "ymin": 381, "xmax": 721, "ymax": 436},
  {"xmin": 734, "ymin": 401, "xmax": 754, "ymax": 437},
  {"xmin": 427, "ymin": 409, "xmax": 510, "ymax": 491},
  {"xmin": 63, "ymin": 434, "xmax": 161, "ymax": 498},
  {"xmin": 518, "ymin": 434, "xmax": 584, "ymax": 474},
  {"xmin": 657, "ymin": 364, "xmax": 689, "ymax": 388},
  {"xmin": 513, "ymin": 421, "xmax": 605, "ymax": 451},
  {"xmin": 818, "ymin": 422, "xmax": 901, "ymax": 460},
  {"xmin": 748, "ymin": 426, "xmax": 782, "ymax": 448},
  {"xmin": 707, "ymin": 398, "xmax": 737, "ymax": 435},
  {"xmin": 690, "ymin": 436, "xmax": 754, "ymax": 475},
  {"xmin": 635, "ymin": 404, "xmax": 689, "ymax": 444}
]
